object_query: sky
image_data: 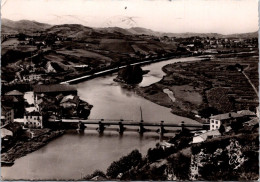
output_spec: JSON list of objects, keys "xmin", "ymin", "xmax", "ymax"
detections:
[{"xmin": 1, "ymin": 0, "xmax": 259, "ymax": 34}]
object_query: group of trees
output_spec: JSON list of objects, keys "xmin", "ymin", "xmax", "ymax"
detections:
[
  {"xmin": 106, "ymin": 149, "xmax": 142, "ymax": 178},
  {"xmin": 167, "ymin": 152, "xmax": 191, "ymax": 180},
  {"xmin": 117, "ymin": 65, "xmax": 144, "ymax": 84}
]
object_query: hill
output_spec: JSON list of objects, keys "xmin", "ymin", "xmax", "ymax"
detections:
[
  {"xmin": 1, "ymin": 18, "xmax": 51, "ymax": 34},
  {"xmin": 1, "ymin": 19, "xmax": 258, "ymax": 39}
]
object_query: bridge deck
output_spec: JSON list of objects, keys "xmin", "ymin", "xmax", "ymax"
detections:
[{"xmin": 61, "ymin": 119, "xmax": 206, "ymax": 128}]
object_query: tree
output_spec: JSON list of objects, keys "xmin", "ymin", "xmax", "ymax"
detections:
[
  {"xmin": 147, "ymin": 146, "xmax": 165, "ymax": 162},
  {"xmin": 106, "ymin": 149, "xmax": 142, "ymax": 178},
  {"xmin": 218, "ymin": 124, "xmax": 225, "ymax": 135},
  {"xmin": 167, "ymin": 153, "xmax": 191, "ymax": 180},
  {"xmin": 18, "ymin": 33, "xmax": 26, "ymax": 41},
  {"xmin": 83, "ymin": 170, "xmax": 106, "ymax": 180},
  {"xmin": 198, "ymin": 107, "xmax": 220, "ymax": 118}
]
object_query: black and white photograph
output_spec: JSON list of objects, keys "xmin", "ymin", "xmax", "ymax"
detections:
[{"xmin": 1, "ymin": 0, "xmax": 259, "ymax": 180}]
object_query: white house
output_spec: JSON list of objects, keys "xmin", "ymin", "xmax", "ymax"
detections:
[
  {"xmin": 24, "ymin": 111, "xmax": 43, "ymax": 128},
  {"xmin": 209, "ymin": 112, "xmax": 244, "ymax": 131},
  {"xmin": 23, "ymin": 74, "xmax": 42, "ymax": 82}
]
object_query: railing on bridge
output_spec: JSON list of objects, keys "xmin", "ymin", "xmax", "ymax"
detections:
[{"xmin": 59, "ymin": 118, "xmax": 209, "ymax": 135}]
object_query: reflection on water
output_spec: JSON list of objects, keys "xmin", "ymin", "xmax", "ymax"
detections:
[
  {"xmin": 2, "ymin": 131, "xmax": 160, "ymax": 180},
  {"xmin": 2, "ymin": 57, "xmax": 202, "ymax": 180}
]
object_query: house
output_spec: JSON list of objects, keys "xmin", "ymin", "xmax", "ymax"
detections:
[
  {"xmin": 5, "ymin": 90, "xmax": 24, "ymax": 97},
  {"xmin": 1, "ymin": 106, "xmax": 14, "ymax": 125},
  {"xmin": 237, "ymin": 110, "xmax": 256, "ymax": 117},
  {"xmin": 23, "ymin": 74, "xmax": 42, "ymax": 82},
  {"xmin": 209, "ymin": 112, "xmax": 244, "ymax": 131},
  {"xmin": 60, "ymin": 95, "xmax": 80, "ymax": 109},
  {"xmin": 2, "ymin": 95, "xmax": 25, "ymax": 118},
  {"xmin": 1, "ymin": 128, "xmax": 13, "ymax": 139},
  {"xmin": 243, "ymin": 117, "xmax": 259, "ymax": 127},
  {"xmin": 192, "ymin": 130, "xmax": 221, "ymax": 144},
  {"xmin": 34, "ymin": 84, "xmax": 77, "ymax": 100},
  {"xmin": 160, "ymin": 141, "xmax": 175, "ymax": 150},
  {"xmin": 2, "ymin": 122, "xmax": 22, "ymax": 139},
  {"xmin": 24, "ymin": 110, "xmax": 43, "ymax": 128}
]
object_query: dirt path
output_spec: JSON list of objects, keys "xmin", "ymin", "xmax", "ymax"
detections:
[{"xmin": 242, "ymin": 65, "xmax": 259, "ymax": 98}]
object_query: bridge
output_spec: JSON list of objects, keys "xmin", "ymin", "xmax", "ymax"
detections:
[{"xmin": 60, "ymin": 119, "xmax": 209, "ymax": 135}]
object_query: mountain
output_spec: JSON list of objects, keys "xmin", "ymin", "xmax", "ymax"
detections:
[
  {"xmin": 1, "ymin": 18, "xmax": 51, "ymax": 34},
  {"xmin": 1, "ymin": 18, "xmax": 258, "ymax": 39},
  {"xmin": 223, "ymin": 31, "xmax": 258, "ymax": 39},
  {"xmin": 127, "ymin": 27, "xmax": 161, "ymax": 36}
]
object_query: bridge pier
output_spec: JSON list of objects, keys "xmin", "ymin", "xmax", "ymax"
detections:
[
  {"xmin": 97, "ymin": 119, "xmax": 105, "ymax": 134},
  {"xmin": 77, "ymin": 121, "xmax": 86, "ymax": 131},
  {"xmin": 158, "ymin": 120, "xmax": 166, "ymax": 136},
  {"xmin": 118, "ymin": 120, "xmax": 125, "ymax": 134},
  {"xmin": 181, "ymin": 121, "xmax": 185, "ymax": 131},
  {"xmin": 138, "ymin": 120, "xmax": 146, "ymax": 134}
]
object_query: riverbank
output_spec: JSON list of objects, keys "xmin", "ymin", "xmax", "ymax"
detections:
[
  {"xmin": 136, "ymin": 50, "xmax": 259, "ymax": 123},
  {"xmin": 61, "ymin": 53, "xmax": 192, "ymax": 84},
  {"xmin": 1, "ymin": 129, "xmax": 64, "ymax": 164}
]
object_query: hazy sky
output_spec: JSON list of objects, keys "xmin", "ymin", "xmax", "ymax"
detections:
[{"xmin": 1, "ymin": 0, "xmax": 258, "ymax": 34}]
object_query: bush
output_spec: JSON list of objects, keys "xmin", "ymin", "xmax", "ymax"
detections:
[
  {"xmin": 198, "ymin": 107, "xmax": 220, "ymax": 118},
  {"xmin": 167, "ymin": 152, "xmax": 191, "ymax": 180},
  {"xmin": 147, "ymin": 146, "xmax": 165, "ymax": 162},
  {"xmin": 83, "ymin": 170, "xmax": 106, "ymax": 180},
  {"xmin": 106, "ymin": 149, "xmax": 142, "ymax": 178}
]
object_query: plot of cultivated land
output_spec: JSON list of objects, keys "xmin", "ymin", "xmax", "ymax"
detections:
[
  {"xmin": 2, "ymin": 39, "xmax": 37, "ymax": 55},
  {"xmin": 56, "ymin": 49, "xmax": 113, "ymax": 63},
  {"xmin": 99, "ymin": 39, "xmax": 135, "ymax": 53},
  {"xmin": 44, "ymin": 53, "xmax": 76, "ymax": 72},
  {"xmin": 1, "ymin": 38, "xmax": 20, "ymax": 46},
  {"xmin": 131, "ymin": 45, "xmax": 149, "ymax": 55},
  {"xmin": 169, "ymin": 85, "xmax": 203, "ymax": 106},
  {"xmin": 15, "ymin": 45, "xmax": 37, "ymax": 52},
  {"xmin": 44, "ymin": 53, "xmax": 66, "ymax": 63}
]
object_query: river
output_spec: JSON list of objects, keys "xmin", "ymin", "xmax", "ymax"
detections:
[{"xmin": 1, "ymin": 56, "xmax": 203, "ymax": 180}]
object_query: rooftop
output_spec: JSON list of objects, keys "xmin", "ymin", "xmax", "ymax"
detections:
[
  {"xmin": 1, "ymin": 105, "xmax": 13, "ymax": 115},
  {"xmin": 5, "ymin": 90, "xmax": 24, "ymax": 96},
  {"xmin": 210, "ymin": 112, "xmax": 244, "ymax": 120},
  {"xmin": 2, "ymin": 95, "xmax": 21, "ymax": 103},
  {"xmin": 60, "ymin": 95, "xmax": 79, "ymax": 104},
  {"xmin": 34, "ymin": 84, "xmax": 77, "ymax": 93},
  {"xmin": 237, "ymin": 110, "xmax": 256, "ymax": 116},
  {"xmin": 26, "ymin": 110, "xmax": 42, "ymax": 116}
]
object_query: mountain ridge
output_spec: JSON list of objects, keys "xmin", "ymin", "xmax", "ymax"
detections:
[{"xmin": 1, "ymin": 18, "xmax": 258, "ymax": 38}]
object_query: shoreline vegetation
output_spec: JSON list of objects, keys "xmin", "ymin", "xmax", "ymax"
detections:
[
  {"xmin": 84, "ymin": 127, "xmax": 259, "ymax": 181},
  {"xmin": 1, "ymin": 129, "xmax": 64, "ymax": 164}
]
